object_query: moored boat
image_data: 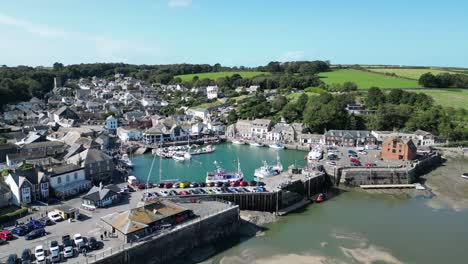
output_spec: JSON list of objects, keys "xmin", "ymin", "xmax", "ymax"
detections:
[
  {"xmin": 313, "ymin": 193, "xmax": 326, "ymax": 203},
  {"xmin": 249, "ymin": 141, "xmax": 264, "ymax": 147},
  {"xmin": 462, "ymin": 173, "xmax": 468, "ymax": 179},
  {"xmin": 269, "ymin": 143, "xmax": 284, "ymax": 149},
  {"xmin": 307, "ymin": 147, "xmax": 323, "ymax": 161},
  {"xmin": 232, "ymin": 140, "xmax": 245, "ymax": 145},
  {"xmin": 254, "ymin": 153, "xmax": 283, "ymax": 179},
  {"xmin": 120, "ymin": 154, "xmax": 134, "ymax": 167},
  {"xmin": 206, "ymin": 160, "xmax": 243, "ymax": 183}
]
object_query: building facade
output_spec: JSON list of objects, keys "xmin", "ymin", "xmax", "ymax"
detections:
[{"xmin": 381, "ymin": 137, "xmax": 417, "ymax": 161}]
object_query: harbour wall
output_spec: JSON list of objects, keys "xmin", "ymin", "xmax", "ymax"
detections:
[
  {"xmin": 325, "ymin": 153, "xmax": 442, "ymax": 186},
  {"xmin": 94, "ymin": 205, "xmax": 240, "ymax": 264}
]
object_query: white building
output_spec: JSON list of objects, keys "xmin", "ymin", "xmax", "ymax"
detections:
[
  {"xmin": 186, "ymin": 108, "xmax": 210, "ymax": 121},
  {"xmin": 206, "ymin": 85, "xmax": 219, "ymax": 99},
  {"xmin": 117, "ymin": 127, "xmax": 143, "ymax": 142},
  {"xmin": 105, "ymin": 115, "xmax": 118, "ymax": 132},
  {"xmin": 47, "ymin": 164, "xmax": 91, "ymax": 198}
]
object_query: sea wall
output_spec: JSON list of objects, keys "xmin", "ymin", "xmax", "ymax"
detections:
[
  {"xmin": 327, "ymin": 153, "xmax": 442, "ymax": 186},
  {"xmin": 94, "ymin": 206, "xmax": 240, "ymax": 264}
]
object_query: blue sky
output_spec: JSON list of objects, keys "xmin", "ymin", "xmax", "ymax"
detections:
[{"xmin": 1, "ymin": 0, "xmax": 467, "ymax": 67}]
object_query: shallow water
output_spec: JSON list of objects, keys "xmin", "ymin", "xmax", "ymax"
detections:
[{"xmin": 132, "ymin": 147, "xmax": 468, "ymax": 264}]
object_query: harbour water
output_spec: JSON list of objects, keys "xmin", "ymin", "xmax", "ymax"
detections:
[{"xmin": 131, "ymin": 146, "xmax": 468, "ymax": 264}]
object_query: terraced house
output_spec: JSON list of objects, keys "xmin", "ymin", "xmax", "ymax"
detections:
[
  {"xmin": 5, "ymin": 168, "xmax": 49, "ymax": 206},
  {"xmin": 67, "ymin": 149, "xmax": 114, "ymax": 183},
  {"xmin": 324, "ymin": 130, "xmax": 377, "ymax": 147}
]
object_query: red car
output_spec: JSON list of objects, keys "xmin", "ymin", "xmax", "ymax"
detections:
[
  {"xmin": 230, "ymin": 181, "xmax": 240, "ymax": 187},
  {"xmin": 365, "ymin": 163, "xmax": 376, "ymax": 167},
  {"xmin": 164, "ymin": 182, "xmax": 173, "ymax": 189},
  {"xmin": 137, "ymin": 183, "xmax": 145, "ymax": 190},
  {"xmin": 179, "ymin": 190, "xmax": 189, "ymax": 195},
  {"xmin": 0, "ymin": 230, "xmax": 13, "ymax": 240},
  {"xmin": 239, "ymin": 180, "xmax": 248, "ymax": 187},
  {"xmin": 350, "ymin": 158, "xmax": 360, "ymax": 163}
]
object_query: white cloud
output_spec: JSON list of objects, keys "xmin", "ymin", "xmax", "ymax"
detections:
[
  {"xmin": 280, "ymin": 50, "xmax": 306, "ymax": 61},
  {"xmin": 0, "ymin": 13, "xmax": 161, "ymax": 64},
  {"xmin": 168, "ymin": 0, "xmax": 192, "ymax": 8},
  {"xmin": 0, "ymin": 13, "xmax": 67, "ymax": 38}
]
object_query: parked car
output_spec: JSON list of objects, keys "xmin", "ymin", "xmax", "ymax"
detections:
[
  {"xmin": 230, "ymin": 181, "xmax": 240, "ymax": 187},
  {"xmin": 73, "ymin": 233, "xmax": 84, "ymax": 246},
  {"xmin": 6, "ymin": 254, "xmax": 18, "ymax": 264},
  {"xmin": 241, "ymin": 187, "xmax": 251, "ymax": 193},
  {"xmin": 49, "ymin": 240, "xmax": 60, "ymax": 263},
  {"xmin": 159, "ymin": 190, "xmax": 169, "ymax": 196},
  {"xmin": 27, "ymin": 219, "xmax": 44, "ymax": 230},
  {"xmin": 39, "ymin": 217, "xmax": 54, "ymax": 226},
  {"xmin": 199, "ymin": 182, "xmax": 206, "ymax": 187},
  {"xmin": 239, "ymin": 180, "xmax": 248, "ymax": 186},
  {"xmin": 158, "ymin": 183, "xmax": 165, "ymax": 188},
  {"xmin": 21, "ymin": 249, "xmax": 33, "ymax": 263},
  {"xmin": 35, "ymin": 245, "xmax": 46, "ymax": 263},
  {"xmin": 62, "ymin": 235, "xmax": 73, "ymax": 247},
  {"xmin": 257, "ymin": 181, "xmax": 266, "ymax": 186},
  {"xmin": 349, "ymin": 158, "xmax": 360, "ymax": 163},
  {"xmin": 0, "ymin": 238, "xmax": 6, "ymax": 245},
  {"xmin": 365, "ymin": 162, "xmax": 376, "ymax": 167},
  {"xmin": 87, "ymin": 236, "xmax": 101, "ymax": 250},
  {"xmin": 215, "ymin": 182, "xmax": 223, "ymax": 187},
  {"xmin": 358, "ymin": 150, "xmax": 367, "ymax": 155},
  {"xmin": 222, "ymin": 182, "xmax": 230, "ymax": 187},
  {"xmin": 164, "ymin": 182, "xmax": 173, "ymax": 189},
  {"xmin": 11, "ymin": 225, "xmax": 30, "ymax": 236},
  {"xmin": 206, "ymin": 182, "xmax": 215, "ymax": 187},
  {"xmin": 137, "ymin": 183, "xmax": 146, "ymax": 190},
  {"xmin": 189, "ymin": 182, "xmax": 199, "ymax": 188},
  {"xmin": 197, "ymin": 188, "xmax": 207, "ymax": 194},
  {"xmin": 206, "ymin": 189, "xmax": 215, "ymax": 194},
  {"xmin": 178, "ymin": 190, "xmax": 189, "ymax": 195},
  {"xmin": 76, "ymin": 241, "xmax": 87, "ymax": 253},
  {"xmin": 254, "ymin": 187, "xmax": 265, "ymax": 192},
  {"xmin": 169, "ymin": 190, "xmax": 178, "ymax": 196},
  {"xmin": 63, "ymin": 245, "xmax": 74, "ymax": 258},
  {"xmin": 350, "ymin": 162, "xmax": 361, "ymax": 166},
  {"xmin": 249, "ymin": 180, "xmax": 257, "ymax": 186},
  {"xmin": 26, "ymin": 228, "xmax": 46, "ymax": 240},
  {"xmin": 48, "ymin": 211, "xmax": 63, "ymax": 222},
  {"xmin": 0, "ymin": 230, "xmax": 13, "ymax": 240},
  {"xmin": 180, "ymin": 181, "xmax": 191, "ymax": 188},
  {"xmin": 214, "ymin": 188, "xmax": 223, "ymax": 194}
]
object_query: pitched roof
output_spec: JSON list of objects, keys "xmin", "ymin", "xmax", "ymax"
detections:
[{"xmin": 48, "ymin": 164, "xmax": 82, "ymax": 176}]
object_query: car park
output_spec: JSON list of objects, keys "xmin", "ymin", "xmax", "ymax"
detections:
[
  {"xmin": 6, "ymin": 254, "xmax": 18, "ymax": 264},
  {"xmin": 21, "ymin": 249, "xmax": 33, "ymax": 263},
  {"xmin": 48, "ymin": 211, "xmax": 63, "ymax": 222},
  {"xmin": 35, "ymin": 245, "xmax": 46, "ymax": 263},
  {"xmin": 0, "ymin": 230, "xmax": 13, "ymax": 240},
  {"xmin": 11, "ymin": 225, "xmax": 30, "ymax": 236},
  {"xmin": 25, "ymin": 228, "xmax": 46, "ymax": 240}
]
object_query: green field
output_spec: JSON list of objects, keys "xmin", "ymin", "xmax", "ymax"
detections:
[
  {"xmin": 411, "ymin": 88, "xmax": 468, "ymax": 110},
  {"xmin": 175, "ymin": 71, "xmax": 267, "ymax": 82},
  {"xmin": 318, "ymin": 69, "xmax": 420, "ymax": 89},
  {"xmin": 366, "ymin": 68, "xmax": 462, "ymax": 80}
]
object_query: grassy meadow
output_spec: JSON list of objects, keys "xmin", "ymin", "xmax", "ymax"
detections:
[
  {"xmin": 365, "ymin": 68, "xmax": 463, "ymax": 80},
  {"xmin": 175, "ymin": 71, "xmax": 267, "ymax": 82},
  {"xmin": 318, "ymin": 69, "xmax": 420, "ymax": 89},
  {"xmin": 411, "ymin": 88, "xmax": 468, "ymax": 110}
]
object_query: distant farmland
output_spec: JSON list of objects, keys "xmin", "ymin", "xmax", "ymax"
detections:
[
  {"xmin": 318, "ymin": 69, "xmax": 420, "ymax": 89},
  {"xmin": 175, "ymin": 71, "xmax": 267, "ymax": 82},
  {"xmin": 365, "ymin": 68, "xmax": 465, "ymax": 80},
  {"xmin": 411, "ymin": 88, "xmax": 468, "ymax": 110}
]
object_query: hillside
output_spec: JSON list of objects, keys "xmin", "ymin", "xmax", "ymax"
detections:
[
  {"xmin": 365, "ymin": 68, "xmax": 467, "ymax": 80},
  {"xmin": 175, "ymin": 71, "xmax": 267, "ymax": 82},
  {"xmin": 318, "ymin": 69, "xmax": 420, "ymax": 89}
]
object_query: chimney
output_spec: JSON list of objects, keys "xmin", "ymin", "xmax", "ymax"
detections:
[{"xmin": 99, "ymin": 181, "xmax": 103, "ymax": 190}]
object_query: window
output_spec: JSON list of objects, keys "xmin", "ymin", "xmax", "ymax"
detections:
[
  {"xmin": 74, "ymin": 172, "xmax": 78, "ymax": 179},
  {"xmin": 66, "ymin": 175, "xmax": 70, "ymax": 182},
  {"xmin": 392, "ymin": 149, "xmax": 396, "ymax": 153},
  {"xmin": 57, "ymin": 177, "xmax": 61, "ymax": 184}
]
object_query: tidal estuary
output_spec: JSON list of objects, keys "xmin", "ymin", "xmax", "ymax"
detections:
[{"xmin": 132, "ymin": 145, "xmax": 468, "ymax": 264}]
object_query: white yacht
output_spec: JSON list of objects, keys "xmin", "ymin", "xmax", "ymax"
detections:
[
  {"xmin": 232, "ymin": 140, "xmax": 245, "ymax": 145},
  {"xmin": 120, "ymin": 154, "xmax": 134, "ymax": 167},
  {"xmin": 269, "ymin": 143, "xmax": 285, "ymax": 149},
  {"xmin": 249, "ymin": 141, "xmax": 264, "ymax": 147},
  {"xmin": 172, "ymin": 151, "xmax": 191, "ymax": 162},
  {"xmin": 462, "ymin": 173, "xmax": 468, "ymax": 179}
]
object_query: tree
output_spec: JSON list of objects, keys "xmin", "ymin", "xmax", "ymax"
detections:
[
  {"xmin": 272, "ymin": 95, "xmax": 288, "ymax": 112},
  {"xmin": 387, "ymin": 89, "xmax": 404, "ymax": 104},
  {"xmin": 282, "ymin": 103, "xmax": 300, "ymax": 123},
  {"xmin": 296, "ymin": 93, "xmax": 309, "ymax": 113},
  {"xmin": 342, "ymin": 81, "xmax": 358, "ymax": 91},
  {"xmin": 227, "ymin": 111, "xmax": 238, "ymax": 124},
  {"xmin": 418, "ymin": 72, "xmax": 439, "ymax": 88},
  {"xmin": 365, "ymin": 87, "xmax": 386, "ymax": 108},
  {"xmin": 53, "ymin": 62, "xmax": 64, "ymax": 71}
]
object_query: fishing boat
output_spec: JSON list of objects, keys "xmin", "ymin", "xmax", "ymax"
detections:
[
  {"xmin": 254, "ymin": 154, "xmax": 283, "ymax": 179},
  {"xmin": 307, "ymin": 147, "xmax": 323, "ymax": 161},
  {"xmin": 462, "ymin": 173, "xmax": 468, "ymax": 179},
  {"xmin": 232, "ymin": 140, "xmax": 245, "ymax": 145},
  {"xmin": 206, "ymin": 160, "xmax": 244, "ymax": 184},
  {"xmin": 120, "ymin": 154, "xmax": 134, "ymax": 167},
  {"xmin": 249, "ymin": 141, "xmax": 264, "ymax": 147},
  {"xmin": 269, "ymin": 143, "xmax": 284, "ymax": 149}
]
